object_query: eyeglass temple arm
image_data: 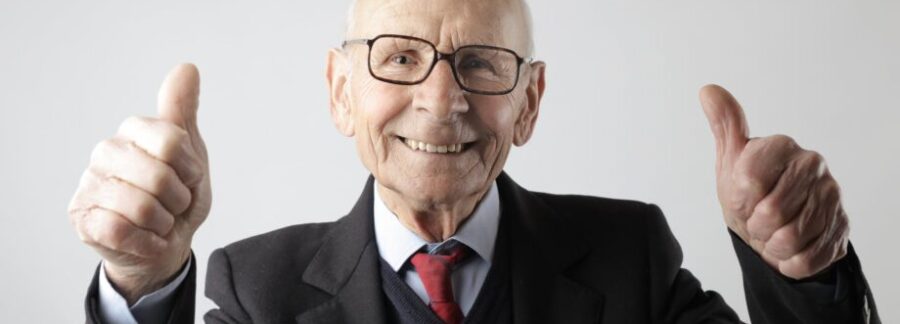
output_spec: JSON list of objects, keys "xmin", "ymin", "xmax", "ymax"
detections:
[{"xmin": 341, "ymin": 39, "xmax": 371, "ymax": 48}]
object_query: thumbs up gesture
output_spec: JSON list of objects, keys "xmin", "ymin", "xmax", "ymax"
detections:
[
  {"xmin": 68, "ymin": 64, "xmax": 211, "ymax": 302},
  {"xmin": 700, "ymin": 85, "xmax": 849, "ymax": 280}
]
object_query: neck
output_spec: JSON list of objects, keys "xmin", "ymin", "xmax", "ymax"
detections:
[{"xmin": 376, "ymin": 183, "xmax": 491, "ymax": 243}]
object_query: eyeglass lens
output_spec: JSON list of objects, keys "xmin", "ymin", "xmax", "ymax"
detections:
[{"xmin": 368, "ymin": 36, "xmax": 519, "ymax": 93}]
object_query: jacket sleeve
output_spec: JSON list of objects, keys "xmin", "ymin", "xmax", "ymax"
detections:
[
  {"xmin": 84, "ymin": 255, "xmax": 197, "ymax": 324},
  {"xmin": 731, "ymin": 229, "xmax": 880, "ymax": 324},
  {"xmin": 202, "ymin": 248, "xmax": 253, "ymax": 324},
  {"xmin": 645, "ymin": 204, "xmax": 744, "ymax": 323},
  {"xmin": 645, "ymin": 203, "xmax": 879, "ymax": 324}
]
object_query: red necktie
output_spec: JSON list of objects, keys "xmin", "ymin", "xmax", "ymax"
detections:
[{"xmin": 410, "ymin": 243, "xmax": 469, "ymax": 324}]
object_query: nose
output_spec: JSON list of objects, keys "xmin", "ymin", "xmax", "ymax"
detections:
[{"xmin": 413, "ymin": 60, "xmax": 469, "ymax": 122}]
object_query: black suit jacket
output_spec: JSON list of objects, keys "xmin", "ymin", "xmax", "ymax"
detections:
[{"xmin": 85, "ymin": 173, "xmax": 879, "ymax": 323}]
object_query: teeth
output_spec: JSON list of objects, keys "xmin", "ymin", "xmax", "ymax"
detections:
[{"xmin": 403, "ymin": 138, "xmax": 465, "ymax": 154}]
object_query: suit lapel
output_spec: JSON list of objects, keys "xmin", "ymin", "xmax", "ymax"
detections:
[
  {"xmin": 295, "ymin": 176, "xmax": 388, "ymax": 324},
  {"xmin": 497, "ymin": 173, "xmax": 605, "ymax": 324},
  {"xmin": 292, "ymin": 173, "xmax": 604, "ymax": 323}
]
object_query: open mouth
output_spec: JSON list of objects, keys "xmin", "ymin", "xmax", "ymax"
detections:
[{"xmin": 397, "ymin": 136, "xmax": 473, "ymax": 154}]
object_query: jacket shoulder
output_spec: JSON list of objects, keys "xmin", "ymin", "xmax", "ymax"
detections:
[
  {"xmin": 211, "ymin": 220, "xmax": 340, "ymax": 284},
  {"xmin": 221, "ymin": 221, "xmax": 337, "ymax": 259},
  {"xmin": 204, "ymin": 221, "xmax": 341, "ymax": 322},
  {"xmin": 528, "ymin": 191, "xmax": 676, "ymax": 260},
  {"xmin": 531, "ymin": 191, "xmax": 665, "ymax": 232}
]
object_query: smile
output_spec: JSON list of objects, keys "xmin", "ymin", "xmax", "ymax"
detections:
[{"xmin": 399, "ymin": 136, "xmax": 470, "ymax": 154}]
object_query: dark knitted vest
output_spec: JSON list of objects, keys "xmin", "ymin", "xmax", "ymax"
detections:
[{"xmin": 378, "ymin": 216, "xmax": 512, "ymax": 324}]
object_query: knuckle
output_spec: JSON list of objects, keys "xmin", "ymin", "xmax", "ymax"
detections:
[
  {"xmin": 803, "ymin": 151, "xmax": 826, "ymax": 172},
  {"xmin": 148, "ymin": 167, "xmax": 172, "ymax": 193},
  {"xmin": 77, "ymin": 230, "xmax": 93, "ymax": 245},
  {"xmin": 164, "ymin": 127, "xmax": 190, "ymax": 148},
  {"xmin": 770, "ymin": 134, "xmax": 798, "ymax": 147},
  {"xmin": 769, "ymin": 226, "xmax": 800, "ymax": 250},
  {"xmin": 186, "ymin": 162, "xmax": 204, "ymax": 185},
  {"xmin": 67, "ymin": 204, "xmax": 84, "ymax": 226},
  {"xmin": 753, "ymin": 200, "xmax": 782, "ymax": 221},
  {"xmin": 807, "ymin": 151, "xmax": 825, "ymax": 165},
  {"xmin": 120, "ymin": 116, "xmax": 140, "ymax": 128},
  {"xmin": 171, "ymin": 189, "xmax": 193, "ymax": 215},
  {"xmin": 158, "ymin": 130, "xmax": 189, "ymax": 161},
  {"xmin": 790, "ymin": 262, "xmax": 814, "ymax": 278},
  {"xmin": 765, "ymin": 240, "xmax": 794, "ymax": 259},
  {"xmin": 734, "ymin": 172, "xmax": 765, "ymax": 196},
  {"xmin": 833, "ymin": 211, "xmax": 850, "ymax": 234},
  {"xmin": 748, "ymin": 202, "xmax": 786, "ymax": 241},
  {"xmin": 71, "ymin": 208, "xmax": 93, "ymax": 240},
  {"xmin": 119, "ymin": 116, "xmax": 152, "ymax": 134},
  {"xmin": 84, "ymin": 166, "xmax": 110, "ymax": 188},
  {"xmin": 90, "ymin": 139, "xmax": 119, "ymax": 164},
  {"xmin": 821, "ymin": 178, "xmax": 841, "ymax": 198},
  {"xmin": 743, "ymin": 138, "xmax": 766, "ymax": 154},
  {"xmin": 100, "ymin": 219, "xmax": 131, "ymax": 250},
  {"xmin": 133, "ymin": 198, "xmax": 158, "ymax": 222},
  {"xmin": 77, "ymin": 168, "xmax": 94, "ymax": 188}
]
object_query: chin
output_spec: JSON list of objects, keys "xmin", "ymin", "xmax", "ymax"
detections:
[{"xmin": 385, "ymin": 171, "xmax": 484, "ymax": 206}]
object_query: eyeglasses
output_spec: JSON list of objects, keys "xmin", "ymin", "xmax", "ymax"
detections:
[{"xmin": 342, "ymin": 34, "xmax": 533, "ymax": 95}]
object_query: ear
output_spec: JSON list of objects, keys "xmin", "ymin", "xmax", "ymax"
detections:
[
  {"xmin": 326, "ymin": 48, "xmax": 354, "ymax": 137},
  {"xmin": 513, "ymin": 61, "xmax": 546, "ymax": 146}
]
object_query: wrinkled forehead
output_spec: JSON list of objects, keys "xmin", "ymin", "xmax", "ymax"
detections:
[{"xmin": 348, "ymin": 0, "xmax": 531, "ymax": 56}]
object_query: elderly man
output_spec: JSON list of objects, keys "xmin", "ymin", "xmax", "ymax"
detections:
[{"xmin": 70, "ymin": 0, "xmax": 879, "ymax": 323}]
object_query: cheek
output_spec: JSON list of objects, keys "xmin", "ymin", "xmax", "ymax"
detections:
[
  {"xmin": 467, "ymin": 95, "xmax": 519, "ymax": 173},
  {"xmin": 352, "ymin": 79, "xmax": 411, "ymax": 163},
  {"xmin": 473, "ymin": 96, "xmax": 518, "ymax": 145}
]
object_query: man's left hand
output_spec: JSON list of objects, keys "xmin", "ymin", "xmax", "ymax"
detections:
[{"xmin": 699, "ymin": 84, "xmax": 849, "ymax": 280}]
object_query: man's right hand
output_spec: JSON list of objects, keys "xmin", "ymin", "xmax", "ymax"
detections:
[{"xmin": 69, "ymin": 64, "xmax": 211, "ymax": 304}]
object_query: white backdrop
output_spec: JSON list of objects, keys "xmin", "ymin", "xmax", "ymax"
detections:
[{"xmin": 1, "ymin": 0, "xmax": 897, "ymax": 322}]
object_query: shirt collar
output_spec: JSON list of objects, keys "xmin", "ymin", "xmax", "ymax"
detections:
[{"xmin": 373, "ymin": 180, "xmax": 501, "ymax": 272}]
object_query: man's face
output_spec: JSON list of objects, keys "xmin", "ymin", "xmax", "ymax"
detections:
[{"xmin": 327, "ymin": 0, "xmax": 545, "ymax": 207}]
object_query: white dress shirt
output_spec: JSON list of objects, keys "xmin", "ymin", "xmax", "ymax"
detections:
[
  {"xmin": 373, "ymin": 180, "xmax": 500, "ymax": 315},
  {"xmin": 98, "ymin": 180, "xmax": 500, "ymax": 322},
  {"xmin": 98, "ymin": 258, "xmax": 192, "ymax": 324}
]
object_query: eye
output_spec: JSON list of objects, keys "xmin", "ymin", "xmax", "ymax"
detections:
[
  {"xmin": 457, "ymin": 56, "xmax": 496, "ymax": 73},
  {"xmin": 390, "ymin": 54, "xmax": 415, "ymax": 65},
  {"xmin": 459, "ymin": 57, "xmax": 494, "ymax": 72}
]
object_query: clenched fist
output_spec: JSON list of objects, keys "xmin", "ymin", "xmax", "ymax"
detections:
[
  {"xmin": 68, "ymin": 64, "xmax": 211, "ymax": 303},
  {"xmin": 700, "ymin": 84, "xmax": 849, "ymax": 280}
]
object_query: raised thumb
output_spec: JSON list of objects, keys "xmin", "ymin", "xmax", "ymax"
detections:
[
  {"xmin": 699, "ymin": 84, "xmax": 749, "ymax": 165},
  {"xmin": 157, "ymin": 63, "xmax": 204, "ymax": 151}
]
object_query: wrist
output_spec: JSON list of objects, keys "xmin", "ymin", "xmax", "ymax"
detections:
[{"xmin": 104, "ymin": 249, "xmax": 191, "ymax": 305}]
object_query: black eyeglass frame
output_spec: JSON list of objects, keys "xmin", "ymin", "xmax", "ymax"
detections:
[{"xmin": 342, "ymin": 34, "xmax": 533, "ymax": 95}]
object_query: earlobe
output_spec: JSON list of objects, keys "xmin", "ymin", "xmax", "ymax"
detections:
[
  {"xmin": 513, "ymin": 62, "xmax": 546, "ymax": 146},
  {"xmin": 326, "ymin": 48, "xmax": 354, "ymax": 137}
]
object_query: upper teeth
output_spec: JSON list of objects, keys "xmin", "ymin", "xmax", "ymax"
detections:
[{"xmin": 403, "ymin": 138, "xmax": 464, "ymax": 153}]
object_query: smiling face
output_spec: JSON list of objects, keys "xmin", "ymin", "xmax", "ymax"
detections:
[{"xmin": 327, "ymin": 0, "xmax": 545, "ymax": 210}]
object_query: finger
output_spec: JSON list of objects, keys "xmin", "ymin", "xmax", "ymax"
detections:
[
  {"xmin": 728, "ymin": 135, "xmax": 801, "ymax": 217},
  {"xmin": 116, "ymin": 116, "xmax": 203, "ymax": 187},
  {"xmin": 157, "ymin": 63, "xmax": 206, "ymax": 157},
  {"xmin": 77, "ymin": 207, "xmax": 168, "ymax": 258},
  {"xmin": 777, "ymin": 209, "xmax": 849, "ymax": 279},
  {"xmin": 77, "ymin": 171, "xmax": 175, "ymax": 237},
  {"xmin": 89, "ymin": 136, "xmax": 192, "ymax": 215},
  {"xmin": 699, "ymin": 84, "xmax": 750, "ymax": 171},
  {"xmin": 746, "ymin": 149, "xmax": 821, "ymax": 241},
  {"xmin": 764, "ymin": 175, "xmax": 837, "ymax": 260}
]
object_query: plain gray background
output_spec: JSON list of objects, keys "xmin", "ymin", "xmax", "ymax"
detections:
[{"xmin": 1, "ymin": 0, "xmax": 896, "ymax": 322}]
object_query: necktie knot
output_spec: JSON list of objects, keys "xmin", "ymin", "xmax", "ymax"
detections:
[{"xmin": 409, "ymin": 242, "xmax": 470, "ymax": 324}]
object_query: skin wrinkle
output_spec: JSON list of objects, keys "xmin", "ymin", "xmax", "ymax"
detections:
[
  {"xmin": 348, "ymin": 0, "xmax": 533, "ymax": 56},
  {"xmin": 330, "ymin": 0, "xmax": 544, "ymax": 242}
]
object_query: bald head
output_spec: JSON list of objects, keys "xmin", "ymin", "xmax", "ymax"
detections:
[{"xmin": 344, "ymin": 0, "xmax": 535, "ymax": 57}]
